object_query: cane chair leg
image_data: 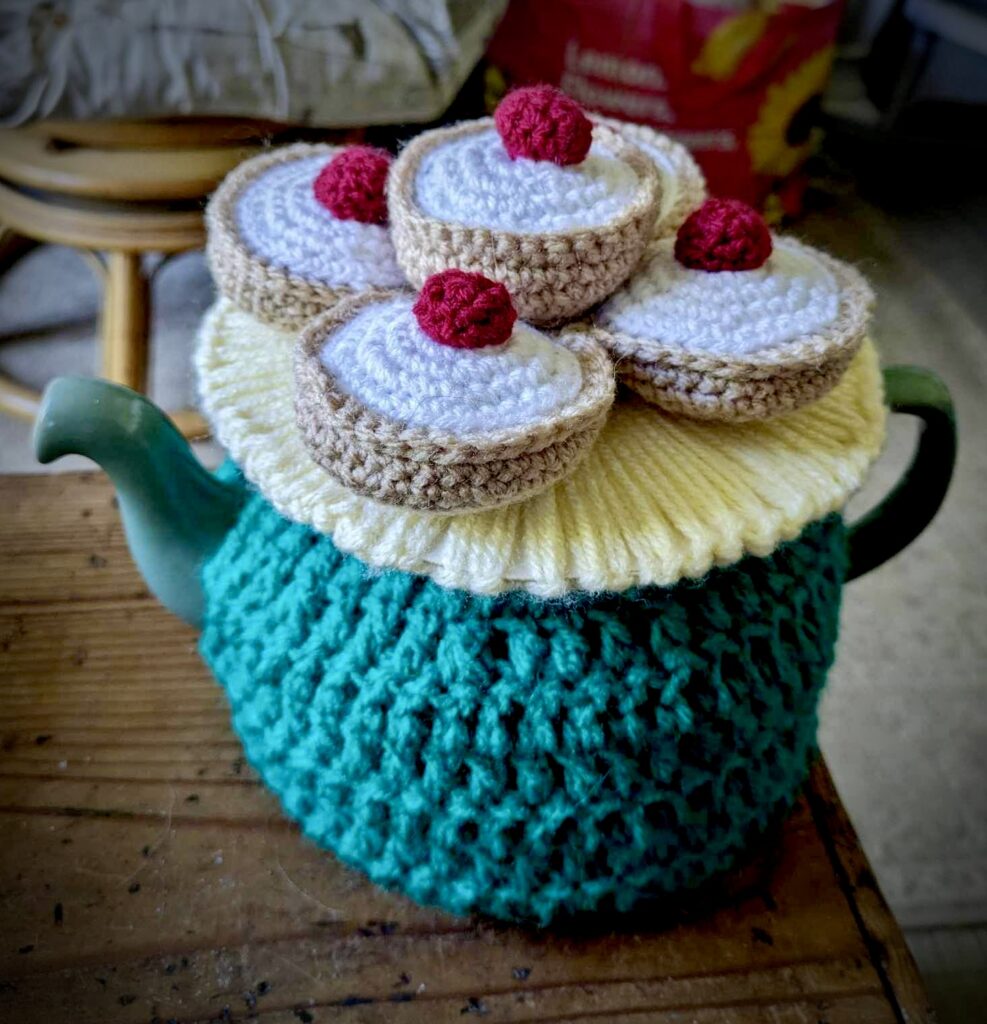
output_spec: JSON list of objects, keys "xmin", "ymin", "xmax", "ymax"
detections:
[
  {"xmin": 100, "ymin": 250, "xmax": 150, "ymax": 392},
  {"xmin": 97, "ymin": 249, "xmax": 208, "ymax": 438},
  {"xmin": 0, "ymin": 229, "xmax": 208, "ymax": 440}
]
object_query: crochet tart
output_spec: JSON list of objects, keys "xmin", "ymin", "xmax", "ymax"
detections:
[
  {"xmin": 388, "ymin": 86, "xmax": 662, "ymax": 325},
  {"xmin": 293, "ymin": 272, "xmax": 615, "ymax": 513},
  {"xmin": 596, "ymin": 198, "xmax": 874, "ymax": 422},
  {"xmin": 595, "ymin": 115, "xmax": 707, "ymax": 240},
  {"xmin": 593, "ymin": 195, "xmax": 872, "ymax": 419},
  {"xmin": 206, "ymin": 142, "xmax": 406, "ymax": 329}
]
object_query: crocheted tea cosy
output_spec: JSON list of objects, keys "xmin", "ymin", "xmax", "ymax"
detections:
[
  {"xmin": 191, "ymin": 86, "xmax": 890, "ymax": 925},
  {"xmin": 196, "ymin": 298, "xmax": 885, "ymax": 594},
  {"xmin": 200, "ymin": 466, "xmax": 846, "ymax": 924}
]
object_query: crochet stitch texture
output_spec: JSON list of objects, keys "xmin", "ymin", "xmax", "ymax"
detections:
[
  {"xmin": 594, "ymin": 116, "xmax": 707, "ymax": 240},
  {"xmin": 313, "ymin": 145, "xmax": 392, "ymax": 224},
  {"xmin": 494, "ymin": 84, "xmax": 593, "ymax": 165},
  {"xmin": 317, "ymin": 296, "xmax": 581, "ymax": 433},
  {"xmin": 414, "ymin": 129, "xmax": 640, "ymax": 234},
  {"xmin": 294, "ymin": 292, "xmax": 614, "ymax": 512},
  {"xmin": 201, "ymin": 471, "xmax": 846, "ymax": 923},
  {"xmin": 675, "ymin": 198, "xmax": 773, "ymax": 272},
  {"xmin": 603, "ymin": 239, "xmax": 840, "ymax": 357},
  {"xmin": 207, "ymin": 144, "xmax": 405, "ymax": 330},
  {"xmin": 388, "ymin": 119, "xmax": 661, "ymax": 325},
  {"xmin": 413, "ymin": 269, "xmax": 517, "ymax": 348},
  {"xmin": 596, "ymin": 239, "xmax": 874, "ymax": 421}
]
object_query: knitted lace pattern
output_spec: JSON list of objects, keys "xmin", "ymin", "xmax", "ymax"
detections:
[
  {"xmin": 206, "ymin": 143, "xmax": 405, "ymax": 330},
  {"xmin": 200, "ymin": 471, "xmax": 846, "ymax": 924},
  {"xmin": 388, "ymin": 120, "xmax": 661, "ymax": 326},
  {"xmin": 294, "ymin": 291, "xmax": 615, "ymax": 513}
]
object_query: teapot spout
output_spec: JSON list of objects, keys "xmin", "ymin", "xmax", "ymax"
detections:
[{"xmin": 34, "ymin": 377, "xmax": 243, "ymax": 628}]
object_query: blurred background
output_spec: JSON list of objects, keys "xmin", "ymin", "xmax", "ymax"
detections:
[{"xmin": 0, "ymin": 2, "xmax": 984, "ymax": 1020}]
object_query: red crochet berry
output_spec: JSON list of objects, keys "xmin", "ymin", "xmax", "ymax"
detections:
[
  {"xmin": 313, "ymin": 146, "xmax": 392, "ymax": 224},
  {"xmin": 413, "ymin": 270, "xmax": 517, "ymax": 349},
  {"xmin": 494, "ymin": 85, "xmax": 592, "ymax": 166},
  {"xmin": 674, "ymin": 198, "xmax": 773, "ymax": 272}
]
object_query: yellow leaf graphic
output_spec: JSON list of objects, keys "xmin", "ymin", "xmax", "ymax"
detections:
[{"xmin": 692, "ymin": 10, "xmax": 770, "ymax": 81}]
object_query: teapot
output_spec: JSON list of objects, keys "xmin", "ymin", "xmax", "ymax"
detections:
[{"xmin": 32, "ymin": 365, "xmax": 954, "ymax": 924}]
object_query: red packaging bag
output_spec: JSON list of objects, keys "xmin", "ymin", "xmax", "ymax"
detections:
[{"xmin": 486, "ymin": 0, "xmax": 844, "ymax": 219}]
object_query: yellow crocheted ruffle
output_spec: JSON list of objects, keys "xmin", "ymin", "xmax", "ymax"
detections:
[{"xmin": 196, "ymin": 299, "xmax": 887, "ymax": 596}]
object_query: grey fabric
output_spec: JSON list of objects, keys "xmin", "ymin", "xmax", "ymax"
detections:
[{"xmin": 0, "ymin": 0, "xmax": 506, "ymax": 126}]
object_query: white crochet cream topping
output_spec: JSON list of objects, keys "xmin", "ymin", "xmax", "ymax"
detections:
[
  {"xmin": 599, "ymin": 238, "xmax": 841, "ymax": 356},
  {"xmin": 413, "ymin": 128, "xmax": 641, "ymax": 233},
  {"xmin": 626, "ymin": 133, "xmax": 693, "ymax": 225},
  {"xmin": 235, "ymin": 155, "xmax": 405, "ymax": 289},
  {"xmin": 319, "ymin": 295, "xmax": 583, "ymax": 434}
]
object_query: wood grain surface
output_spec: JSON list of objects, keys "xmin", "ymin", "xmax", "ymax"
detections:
[{"xmin": 0, "ymin": 473, "xmax": 935, "ymax": 1023}]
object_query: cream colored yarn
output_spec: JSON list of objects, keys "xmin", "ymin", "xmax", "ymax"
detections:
[
  {"xmin": 594, "ymin": 116, "xmax": 707, "ymax": 239},
  {"xmin": 388, "ymin": 119, "xmax": 661, "ymax": 326},
  {"xmin": 596, "ymin": 240, "xmax": 874, "ymax": 422},
  {"xmin": 293, "ymin": 291, "xmax": 615, "ymax": 513},
  {"xmin": 197, "ymin": 298, "xmax": 887, "ymax": 596},
  {"xmin": 207, "ymin": 143, "xmax": 402, "ymax": 330}
]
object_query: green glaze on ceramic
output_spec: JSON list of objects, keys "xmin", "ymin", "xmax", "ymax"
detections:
[
  {"xmin": 33, "ymin": 376, "xmax": 244, "ymax": 627},
  {"xmin": 846, "ymin": 365, "xmax": 957, "ymax": 581},
  {"xmin": 32, "ymin": 366, "xmax": 956, "ymax": 624}
]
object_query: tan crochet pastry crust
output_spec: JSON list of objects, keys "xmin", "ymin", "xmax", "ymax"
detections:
[
  {"xmin": 206, "ymin": 142, "xmax": 363, "ymax": 330},
  {"xmin": 293, "ymin": 290, "xmax": 616, "ymax": 513},
  {"xmin": 387, "ymin": 119, "xmax": 661, "ymax": 326},
  {"xmin": 593, "ymin": 116, "xmax": 707, "ymax": 239},
  {"xmin": 597, "ymin": 241, "xmax": 874, "ymax": 422}
]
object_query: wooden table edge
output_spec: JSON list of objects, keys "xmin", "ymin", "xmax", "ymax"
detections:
[{"xmin": 807, "ymin": 761, "xmax": 937, "ymax": 1023}]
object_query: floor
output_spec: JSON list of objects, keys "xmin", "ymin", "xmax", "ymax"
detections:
[
  {"xmin": 1, "ymin": 184, "xmax": 985, "ymax": 1020},
  {"xmin": 798, "ymin": 185, "xmax": 987, "ymax": 1021}
]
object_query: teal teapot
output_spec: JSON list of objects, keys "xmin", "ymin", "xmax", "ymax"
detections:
[
  {"xmin": 29, "ymin": 93, "xmax": 958, "ymax": 923},
  {"xmin": 32, "ymin": 364, "xmax": 954, "ymax": 924}
]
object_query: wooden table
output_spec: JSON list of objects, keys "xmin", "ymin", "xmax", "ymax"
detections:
[{"xmin": 0, "ymin": 473, "xmax": 935, "ymax": 1023}]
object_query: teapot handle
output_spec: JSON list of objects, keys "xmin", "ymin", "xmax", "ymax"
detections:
[{"xmin": 846, "ymin": 365, "xmax": 956, "ymax": 581}]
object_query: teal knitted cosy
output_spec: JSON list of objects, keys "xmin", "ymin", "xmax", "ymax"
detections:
[{"xmin": 199, "ymin": 472, "xmax": 846, "ymax": 924}]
